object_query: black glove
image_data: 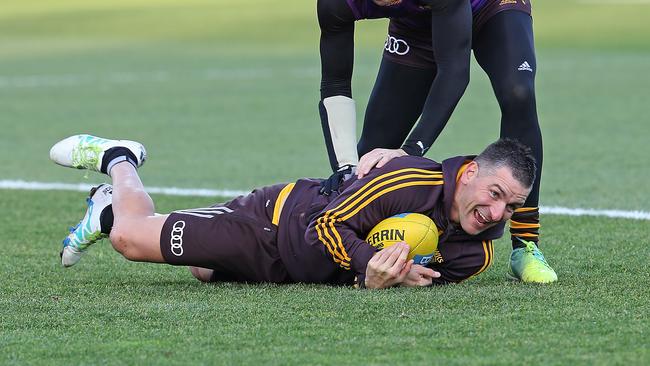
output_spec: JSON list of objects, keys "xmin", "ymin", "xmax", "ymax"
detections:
[{"xmin": 319, "ymin": 165, "xmax": 354, "ymax": 196}]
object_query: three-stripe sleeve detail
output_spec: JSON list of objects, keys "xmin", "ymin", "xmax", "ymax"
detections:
[
  {"xmin": 315, "ymin": 168, "xmax": 443, "ymax": 269},
  {"xmin": 465, "ymin": 240, "xmax": 494, "ymax": 281}
]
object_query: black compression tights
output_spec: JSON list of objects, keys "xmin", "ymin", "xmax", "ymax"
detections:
[
  {"xmin": 358, "ymin": 60, "xmax": 436, "ymax": 155},
  {"xmin": 473, "ymin": 10, "xmax": 541, "ymax": 207},
  {"xmin": 359, "ymin": 10, "xmax": 541, "ymax": 207}
]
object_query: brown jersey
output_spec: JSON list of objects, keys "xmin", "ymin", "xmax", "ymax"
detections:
[
  {"xmin": 161, "ymin": 155, "xmax": 503, "ymax": 286},
  {"xmin": 277, "ymin": 155, "xmax": 503, "ymax": 285}
]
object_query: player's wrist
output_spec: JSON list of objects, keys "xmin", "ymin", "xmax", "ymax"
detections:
[{"xmin": 400, "ymin": 144, "xmax": 424, "ymax": 156}]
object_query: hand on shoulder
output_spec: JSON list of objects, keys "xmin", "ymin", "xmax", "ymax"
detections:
[{"xmin": 357, "ymin": 148, "xmax": 408, "ymax": 179}]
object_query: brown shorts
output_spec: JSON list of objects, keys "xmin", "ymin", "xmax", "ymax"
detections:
[
  {"xmin": 159, "ymin": 183, "xmax": 293, "ymax": 283},
  {"xmin": 474, "ymin": 0, "xmax": 532, "ymax": 31},
  {"xmin": 384, "ymin": 0, "xmax": 532, "ymax": 69}
]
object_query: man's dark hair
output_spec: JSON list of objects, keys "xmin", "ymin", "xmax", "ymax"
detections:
[{"xmin": 474, "ymin": 138, "xmax": 537, "ymax": 188}]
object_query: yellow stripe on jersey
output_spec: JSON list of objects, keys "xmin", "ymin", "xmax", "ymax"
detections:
[
  {"xmin": 509, "ymin": 220, "xmax": 541, "ymax": 229},
  {"xmin": 326, "ymin": 173, "xmax": 443, "ymax": 228},
  {"xmin": 465, "ymin": 240, "xmax": 494, "ymax": 281},
  {"xmin": 455, "ymin": 161, "xmax": 471, "ymax": 182},
  {"xmin": 315, "ymin": 168, "xmax": 443, "ymax": 269},
  {"xmin": 478, "ymin": 241, "xmax": 490, "ymax": 274},
  {"xmin": 488, "ymin": 240, "xmax": 494, "ymax": 268},
  {"xmin": 316, "ymin": 213, "xmax": 354, "ymax": 267},
  {"xmin": 318, "ymin": 171, "xmax": 442, "ymax": 266},
  {"xmin": 272, "ymin": 183, "xmax": 295, "ymax": 226},
  {"xmin": 316, "ymin": 217, "xmax": 349, "ymax": 268},
  {"xmin": 326, "ymin": 180, "xmax": 444, "ymax": 267},
  {"xmin": 335, "ymin": 173, "xmax": 443, "ymax": 219},
  {"xmin": 329, "ymin": 168, "xmax": 443, "ymax": 215},
  {"xmin": 315, "ymin": 169, "xmax": 442, "ymax": 264},
  {"xmin": 338, "ymin": 180, "xmax": 443, "ymax": 221}
]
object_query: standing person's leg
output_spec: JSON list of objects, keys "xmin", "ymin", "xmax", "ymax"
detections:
[
  {"xmin": 474, "ymin": 11, "xmax": 542, "ymax": 226},
  {"xmin": 473, "ymin": 10, "xmax": 556, "ymax": 283},
  {"xmin": 358, "ymin": 58, "xmax": 436, "ymax": 157},
  {"xmin": 357, "ymin": 16, "xmax": 439, "ymax": 171}
]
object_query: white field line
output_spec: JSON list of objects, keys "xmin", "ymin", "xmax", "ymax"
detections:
[
  {"xmin": 0, "ymin": 67, "xmax": 320, "ymax": 90},
  {"xmin": 2, "ymin": 179, "xmax": 649, "ymax": 221},
  {"xmin": 0, "ymin": 179, "xmax": 249, "ymax": 198},
  {"xmin": 540, "ymin": 206, "xmax": 650, "ymax": 221}
]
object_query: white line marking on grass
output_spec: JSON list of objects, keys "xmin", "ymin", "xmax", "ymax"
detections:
[
  {"xmin": 2, "ymin": 179, "xmax": 649, "ymax": 221},
  {"xmin": 0, "ymin": 71, "xmax": 170, "ymax": 89},
  {"xmin": 0, "ymin": 179, "xmax": 249, "ymax": 198},
  {"xmin": 0, "ymin": 67, "xmax": 322, "ymax": 89},
  {"xmin": 205, "ymin": 68, "xmax": 273, "ymax": 80},
  {"xmin": 540, "ymin": 206, "xmax": 650, "ymax": 221}
]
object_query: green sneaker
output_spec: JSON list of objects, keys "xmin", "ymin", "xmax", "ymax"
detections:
[
  {"xmin": 50, "ymin": 134, "xmax": 146, "ymax": 174},
  {"xmin": 61, "ymin": 184, "xmax": 112, "ymax": 267},
  {"xmin": 507, "ymin": 239, "xmax": 558, "ymax": 283}
]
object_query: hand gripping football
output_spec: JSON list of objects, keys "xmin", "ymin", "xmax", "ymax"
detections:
[{"xmin": 366, "ymin": 213, "xmax": 439, "ymax": 266}]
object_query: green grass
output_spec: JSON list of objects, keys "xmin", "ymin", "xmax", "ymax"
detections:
[
  {"xmin": 1, "ymin": 0, "xmax": 649, "ymax": 208},
  {"xmin": 1, "ymin": 0, "xmax": 650, "ymax": 364},
  {"xmin": 2, "ymin": 191, "xmax": 649, "ymax": 365}
]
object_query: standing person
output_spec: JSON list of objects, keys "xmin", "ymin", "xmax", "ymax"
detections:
[
  {"xmin": 321, "ymin": 0, "xmax": 557, "ymax": 283},
  {"xmin": 317, "ymin": 0, "xmax": 472, "ymax": 193},
  {"xmin": 50, "ymin": 134, "xmax": 535, "ymax": 288}
]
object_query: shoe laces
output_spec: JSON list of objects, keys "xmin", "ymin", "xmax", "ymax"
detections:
[
  {"xmin": 72, "ymin": 143, "xmax": 102, "ymax": 169},
  {"xmin": 521, "ymin": 239, "xmax": 550, "ymax": 265}
]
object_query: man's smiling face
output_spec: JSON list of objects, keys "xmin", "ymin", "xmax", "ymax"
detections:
[{"xmin": 451, "ymin": 162, "xmax": 531, "ymax": 235}]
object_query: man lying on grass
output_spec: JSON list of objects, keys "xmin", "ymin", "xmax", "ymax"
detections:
[{"xmin": 50, "ymin": 135, "xmax": 553, "ymax": 289}]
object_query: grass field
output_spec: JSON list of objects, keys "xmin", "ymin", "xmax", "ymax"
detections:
[{"xmin": 1, "ymin": 1, "xmax": 649, "ymax": 364}]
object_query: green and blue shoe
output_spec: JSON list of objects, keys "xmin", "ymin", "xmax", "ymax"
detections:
[
  {"xmin": 507, "ymin": 239, "xmax": 558, "ymax": 283},
  {"xmin": 61, "ymin": 184, "xmax": 113, "ymax": 267},
  {"xmin": 50, "ymin": 134, "xmax": 146, "ymax": 174}
]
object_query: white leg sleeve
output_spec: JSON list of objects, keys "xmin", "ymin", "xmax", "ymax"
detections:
[{"xmin": 322, "ymin": 96, "xmax": 359, "ymax": 168}]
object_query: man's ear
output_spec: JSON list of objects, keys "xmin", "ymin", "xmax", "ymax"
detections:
[{"xmin": 460, "ymin": 161, "xmax": 479, "ymax": 184}]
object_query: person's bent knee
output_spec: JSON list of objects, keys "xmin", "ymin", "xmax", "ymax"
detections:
[
  {"xmin": 499, "ymin": 80, "xmax": 535, "ymax": 106},
  {"xmin": 109, "ymin": 226, "xmax": 142, "ymax": 261},
  {"xmin": 510, "ymin": 82, "xmax": 535, "ymax": 105}
]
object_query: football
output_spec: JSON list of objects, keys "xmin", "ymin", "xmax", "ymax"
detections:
[{"xmin": 366, "ymin": 213, "xmax": 439, "ymax": 266}]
